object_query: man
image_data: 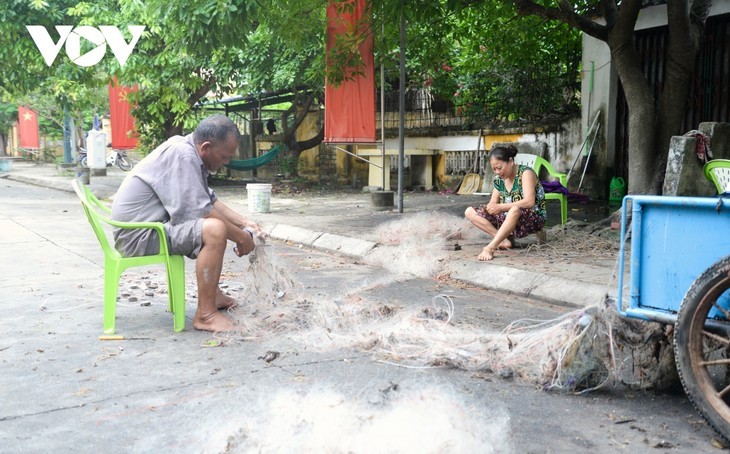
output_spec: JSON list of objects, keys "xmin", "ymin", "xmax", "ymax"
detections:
[{"xmin": 111, "ymin": 114, "xmax": 262, "ymax": 332}]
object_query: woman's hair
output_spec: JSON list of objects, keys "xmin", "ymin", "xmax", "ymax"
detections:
[{"xmin": 488, "ymin": 145, "xmax": 518, "ymax": 162}]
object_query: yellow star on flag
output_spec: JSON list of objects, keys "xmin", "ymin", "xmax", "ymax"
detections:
[{"xmin": 22, "ymin": 111, "xmax": 33, "ymax": 121}]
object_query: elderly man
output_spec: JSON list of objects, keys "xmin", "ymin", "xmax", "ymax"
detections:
[{"xmin": 112, "ymin": 115, "xmax": 262, "ymax": 332}]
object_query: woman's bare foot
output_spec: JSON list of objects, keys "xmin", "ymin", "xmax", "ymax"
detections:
[
  {"xmin": 215, "ymin": 289, "xmax": 238, "ymax": 310},
  {"xmin": 478, "ymin": 246, "xmax": 496, "ymax": 261},
  {"xmin": 193, "ymin": 311, "xmax": 235, "ymax": 332},
  {"xmin": 497, "ymin": 238, "xmax": 513, "ymax": 250}
]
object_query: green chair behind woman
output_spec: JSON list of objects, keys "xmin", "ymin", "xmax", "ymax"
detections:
[
  {"xmin": 514, "ymin": 153, "xmax": 569, "ymax": 224},
  {"xmin": 71, "ymin": 179, "xmax": 186, "ymax": 334}
]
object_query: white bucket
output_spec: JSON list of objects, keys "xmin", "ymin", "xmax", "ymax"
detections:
[{"xmin": 247, "ymin": 183, "xmax": 272, "ymax": 213}]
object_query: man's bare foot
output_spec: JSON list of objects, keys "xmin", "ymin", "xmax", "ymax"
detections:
[
  {"xmin": 215, "ymin": 289, "xmax": 238, "ymax": 310},
  {"xmin": 478, "ymin": 246, "xmax": 496, "ymax": 261},
  {"xmin": 193, "ymin": 311, "xmax": 235, "ymax": 332}
]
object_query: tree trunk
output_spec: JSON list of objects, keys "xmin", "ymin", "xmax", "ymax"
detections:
[
  {"xmin": 281, "ymin": 91, "xmax": 324, "ymax": 169},
  {"xmin": 606, "ymin": 0, "xmax": 659, "ymax": 194},
  {"xmin": 625, "ymin": 99, "xmax": 658, "ymax": 194},
  {"xmin": 0, "ymin": 133, "xmax": 7, "ymax": 157},
  {"xmin": 653, "ymin": 0, "xmax": 711, "ymax": 193},
  {"xmin": 162, "ymin": 77, "xmax": 213, "ymax": 139},
  {"xmin": 163, "ymin": 119, "xmax": 184, "ymax": 138}
]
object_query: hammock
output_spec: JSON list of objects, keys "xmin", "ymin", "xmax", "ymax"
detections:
[{"xmin": 225, "ymin": 144, "xmax": 286, "ymax": 171}]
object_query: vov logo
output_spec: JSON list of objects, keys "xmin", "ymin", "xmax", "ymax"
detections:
[{"xmin": 26, "ymin": 25, "xmax": 145, "ymax": 67}]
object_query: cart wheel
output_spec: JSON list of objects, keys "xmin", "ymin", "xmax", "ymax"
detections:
[{"xmin": 675, "ymin": 255, "xmax": 730, "ymax": 440}]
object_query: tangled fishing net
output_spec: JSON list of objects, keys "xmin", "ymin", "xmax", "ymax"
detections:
[
  {"xmin": 364, "ymin": 212, "xmax": 475, "ymax": 278},
  {"xmin": 215, "ymin": 214, "xmax": 675, "ymax": 393},
  {"xmin": 526, "ymin": 218, "xmax": 623, "ymax": 259}
]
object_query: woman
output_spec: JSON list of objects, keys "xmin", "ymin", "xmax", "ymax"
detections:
[{"xmin": 465, "ymin": 145, "xmax": 547, "ymax": 261}]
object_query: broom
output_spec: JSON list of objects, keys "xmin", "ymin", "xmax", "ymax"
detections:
[{"xmin": 457, "ymin": 130, "xmax": 483, "ymax": 195}]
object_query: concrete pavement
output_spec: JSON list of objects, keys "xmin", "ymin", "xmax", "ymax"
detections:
[
  {"xmin": 1, "ymin": 159, "xmax": 719, "ymax": 452},
  {"xmin": 0, "ymin": 159, "xmax": 623, "ymax": 309}
]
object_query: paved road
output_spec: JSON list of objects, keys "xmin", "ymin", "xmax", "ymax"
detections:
[{"xmin": 0, "ymin": 178, "xmax": 720, "ymax": 452}]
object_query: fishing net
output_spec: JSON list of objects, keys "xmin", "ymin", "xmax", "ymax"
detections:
[
  {"xmin": 216, "ymin": 214, "xmax": 675, "ymax": 393},
  {"xmin": 364, "ymin": 212, "xmax": 475, "ymax": 278}
]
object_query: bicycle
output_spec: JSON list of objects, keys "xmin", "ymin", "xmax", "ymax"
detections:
[{"xmin": 77, "ymin": 147, "xmax": 133, "ymax": 171}]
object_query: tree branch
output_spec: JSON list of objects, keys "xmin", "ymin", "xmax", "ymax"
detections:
[
  {"xmin": 279, "ymin": 89, "xmax": 324, "ymax": 157},
  {"xmin": 510, "ymin": 0, "xmax": 609, "ymax": 41},
  {"xmin": 187, "ymin": 74, "xmax": 215, "ymax": 108},
  {"xmin": 295, "ymin": 126, "xmax": 324, "ymax": 151},
  {"xmin": 282, "ymin": 90, "xmax": 316, "ymax": 137},
  {"xmin": 612, "ymin": 0, "xmax": 642, "ymax": 38}
]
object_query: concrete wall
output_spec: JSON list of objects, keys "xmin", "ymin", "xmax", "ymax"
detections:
[
  {"xmin": 635, "ymin": 2, "xmax": 730, "ymax": 31},
  {"xmin": 379, "ymin": 119, "xmax": 582, "ymax": 173},
  {"xmin": 664, "ymin": 122, "xmax": 730, "ymax": 197},
  {"xmin": 327, "ymin": 116, "xmax": 585, "ymax": 193},
  {"xmin": 581, "ymin": 22, "xmax": 615, "ymax": 200}
]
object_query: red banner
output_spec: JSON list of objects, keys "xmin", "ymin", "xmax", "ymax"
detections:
[
  {"xmin": 18, "ymin": 106, "xmax": 40, "ymax": 149},
  {"xmin": 108, "ymin": 79, "xmax": 139, "ymax": 149},
  {"xmin": 324, "ymin": 0, "xmax": 376, "ymax": 143}
]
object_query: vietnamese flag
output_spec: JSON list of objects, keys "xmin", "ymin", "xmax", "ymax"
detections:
[{"xmin": 18, "ymin": 106, "xmax": 40, "ymax": 149}]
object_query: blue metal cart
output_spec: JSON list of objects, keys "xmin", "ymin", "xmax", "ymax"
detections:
[{"xmin": 616, "ymin": 195, "xmax": 730, "ymax": 438}]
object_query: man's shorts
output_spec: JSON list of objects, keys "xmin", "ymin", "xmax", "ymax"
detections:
[
  {"xmin": 141, "ymin": 219, "xmax": 204, "ymax": 259},
  {"xmin": 164, "ymin": 219, "xmax": 204, "ymax": 259}
]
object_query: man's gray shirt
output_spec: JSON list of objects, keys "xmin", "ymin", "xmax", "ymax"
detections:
[{"xmin": 111, "ymin": 134, "xmax": 217, "ymax": 257}]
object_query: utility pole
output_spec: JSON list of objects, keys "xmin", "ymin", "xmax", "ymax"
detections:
[
  {"xmin": 397, "ymin": 1, "xmax": 406, "ymax": 213},
  {"xmin": 63, "ymin": 107, "xmax": 72, "ymax": 164}
]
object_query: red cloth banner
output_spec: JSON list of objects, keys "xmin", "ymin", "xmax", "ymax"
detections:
[
  {"xmin": 108, "ymin": 79, "xmax": 139, "ymax": 149},
  {"xmin": 324, "ymin": 0, "xmax": 376, "ymax": 143},
  {"xmin": 18, "ymin": 106, "xmax": 40, "ymax": 149}
]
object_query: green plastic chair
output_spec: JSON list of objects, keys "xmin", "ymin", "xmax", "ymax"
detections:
[
  {"xmin": 71, "ymin": 179, "xmax": 186, "ymax": 334},
  {"xmin": 514, "ymin": 153, "xmax": 569, "ymax": 224},
  {"xmin": 704, "ymin": 159, "xmax": 730, "ymax": 195}
]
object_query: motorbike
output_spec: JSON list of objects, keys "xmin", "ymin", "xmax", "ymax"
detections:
[{"xmin": 77, "ymin": 147, "xmax": 133, "ymax": 171}]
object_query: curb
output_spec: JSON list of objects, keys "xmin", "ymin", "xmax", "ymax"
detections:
[
  {"xmin": 264, "ymin": 223, "xmax": 377, "ymax": 258},
  {"xmin": 3, "ymin": 173, "xmax": 74, "ymax": 193},
  {"xmin": 446, "ymin": 259, "xmax": 608, "ymax": 308},
  {"xmin": 4, "ymin": 172, "xmax": 124, "ymax": 199}
]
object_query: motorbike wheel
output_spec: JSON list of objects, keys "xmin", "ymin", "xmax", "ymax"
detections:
[
  {"xmin": 674, "ymin": 255, "xmax": 730, "ymax": 441},
  {"xmin": 117, "ymin": 154, "xmax": 133, "ymax": 171}
]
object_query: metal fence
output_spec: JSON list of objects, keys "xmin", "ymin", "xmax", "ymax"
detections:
[
  {"xmin": 443, "ymin": 149, "xmax": 493, "ymax": 176},
  {"xmin": 377, "ymin": 72, "xmax": 579, "ymax": 131}
]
